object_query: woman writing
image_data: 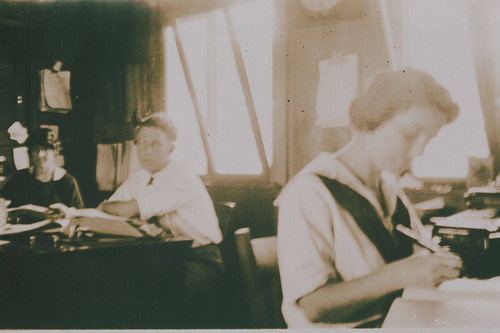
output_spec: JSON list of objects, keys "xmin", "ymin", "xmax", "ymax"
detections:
[{"xmin": 276, "ymin": 69, "xmax": 462, "ymax": 328}]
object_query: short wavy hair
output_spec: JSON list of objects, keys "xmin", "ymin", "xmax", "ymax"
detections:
[
  {"xmin": 349, "ymin": 69, "xmax": 459, "ymax": 131},
  {"xmin": 136, "ymin": 112, "xmax": 177, "ymax": 142}
]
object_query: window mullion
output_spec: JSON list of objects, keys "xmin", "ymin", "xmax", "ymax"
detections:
[
  {"xmin": 207, "ymin": 13, "xmax": 218, "ymax": 161},
  {"xmin": 223, "ymin": 8, "xmax": 270, "ymax": 182},
  {"xmin": 172, "ymin": 23, "xmax": 216, "ymax": 178}
]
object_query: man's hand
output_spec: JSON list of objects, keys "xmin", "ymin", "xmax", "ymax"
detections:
[{"xmin": 48, "ymin": 203, "xmax": 75, "ymax": 220}]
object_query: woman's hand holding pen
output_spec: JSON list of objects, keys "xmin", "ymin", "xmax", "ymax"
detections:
[{"xmin": 386, "ymin": 251, "xmax": 462, "ymax": 289}]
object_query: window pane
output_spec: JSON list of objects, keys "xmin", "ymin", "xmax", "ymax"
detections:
[
  {"xmin": 165, "ymin": 2, "xmax": 274, "ymax": 176},
  {"xmin": 230, "ymin": 0, "xmax": 274, "ymax": 166},
  {"xmin": 212, "ymin": 10, "xmax": 262, "ymax": 174},
  {"xmin": 408, "ymin": 0, "xmax": 490, "ymax": 178},
  {"xmin": 165, "ymin": 26, "xmax": 208, "ymax": 175}
]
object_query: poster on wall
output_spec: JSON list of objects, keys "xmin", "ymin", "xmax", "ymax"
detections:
[
  {"xmin": 315, "ymin": 53, "xmax": 358, "ymax": 128},
  {"xmin": 39, "ymin": 61, "xmax": 72, "ymax": 113}
]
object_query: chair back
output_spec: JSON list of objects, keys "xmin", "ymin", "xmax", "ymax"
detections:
[
  {"xmin": 215, "ymin": 201, "xmax": 237, "ymax": 238},
  {"xmin": 215, "ymin": 201, "xmax": 238, "ymax": 270},
  {"xmin": 234, "ymin": 227, "xmax": 285, "ymax": 328}
]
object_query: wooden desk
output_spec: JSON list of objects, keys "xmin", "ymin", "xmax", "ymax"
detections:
[{"xmin": 0, "ymin": 235, "xmax": 192, "ymax": 329}]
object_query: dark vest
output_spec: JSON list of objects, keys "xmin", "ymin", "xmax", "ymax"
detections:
[{"xmin": 317, "ymin": 175, "xmax": 413, "ymax": 263}]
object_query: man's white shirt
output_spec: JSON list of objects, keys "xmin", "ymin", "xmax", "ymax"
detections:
[{"xmin": 109, "ymin": 160, "xmax": 222, "ymax": 247}]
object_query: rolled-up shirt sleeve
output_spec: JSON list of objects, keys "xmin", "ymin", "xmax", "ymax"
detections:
[
  {"xmin": 108, "ymin": 180, "xmax": 134, "ymax": 202},
  {"xmin": 278, "ymin": 175, "xmax": 340, "ymax": 306},
  {"xmin": 134, "ymin": 182, "xmax": 193, "ymax": 221}
]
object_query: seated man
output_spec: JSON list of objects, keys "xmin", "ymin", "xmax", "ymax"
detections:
[
  {"xmin": 276, "ymin": 69, "xmax": 462, "ymax": 328},
  {"xmin": 99, "ymin": 113, "xmax": 223, "ymax": 326},
  {"xmin": 0, "ymin": 128, "xmax": 84, "ymax": 209}
]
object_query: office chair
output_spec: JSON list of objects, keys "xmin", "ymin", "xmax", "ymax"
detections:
[
  {"xmin": 213, "ymin": 201, "xmax": 249, "ymax": 328},
  {"xmin": 234, "ymin": 227, "xmax": 286, "ymax": 328}
]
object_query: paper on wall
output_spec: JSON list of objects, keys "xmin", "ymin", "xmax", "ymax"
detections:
[
  {"xmin": 40, "ymin": 69, "xmax": 72, "ymax": 112},
  {"xmin": 7, "ymin": 121, "xmax": 28, "ymax": 144},
  {"xmin": 13, "ymin": 146, "xmax": 29, "ymax": 170},
  {"xmin": 316, "ymin": 53, "xmax": 358, "ymax": 128}
]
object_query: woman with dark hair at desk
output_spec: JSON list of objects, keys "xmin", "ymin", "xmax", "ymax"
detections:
[
  {"xmin": 0, "ymin": 128, "xmax": 84, "ymax": 209},
  {"xmin": 276, "ymin": 69, "xmax": 463, "ymax": 328}
]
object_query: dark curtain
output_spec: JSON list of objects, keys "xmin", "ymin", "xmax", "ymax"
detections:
[{"xmin": 73, "ymin": 1, "xmax": 165, "ymax": 144}]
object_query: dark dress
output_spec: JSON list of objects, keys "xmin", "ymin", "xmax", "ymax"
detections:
[{"xmin": 0, "ymin": 169, "xmax": 84, "ymax": 208}]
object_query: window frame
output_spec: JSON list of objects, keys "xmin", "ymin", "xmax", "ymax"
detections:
[
  {"xmin": 163, "ymin": 0, "xmax": 287, "ymax": 185},
  {"xmin": 399, "ymin": 0, "xmax": 490, "ymax": 185}
]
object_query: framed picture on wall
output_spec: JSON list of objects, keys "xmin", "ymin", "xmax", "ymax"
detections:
[
  {"xmin": 39, "ymin": 124, "xmax": 59, "ymax": 142},
  {"xmin": 39, "ymin": 124, "xmax": 64, "ymax": 167}
]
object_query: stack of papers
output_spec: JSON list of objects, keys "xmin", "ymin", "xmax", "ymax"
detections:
[
  {"xmin": 1, "ymin": 206, "xmax": 135, "ymax": 237},
  {"xmin": 0, "ymin": 220, "xmax": 53, "ymax": 236},
  {"xmin": 430, "ymin": 208, "xmax": 500, "ymax": 232}
]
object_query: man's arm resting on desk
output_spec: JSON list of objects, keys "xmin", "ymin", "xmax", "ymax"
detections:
[
  {"xmin": 99, "ymin": 200, "xmax": 140, "ymax": 218},
  {"xmin": 298, "ymin": 252, "xmax": 462, "ymax": 323}
]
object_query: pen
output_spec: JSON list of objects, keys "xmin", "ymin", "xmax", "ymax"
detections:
[{"xmin": 396, "ymin": 224, "xmax": 441, "ymax": 253}]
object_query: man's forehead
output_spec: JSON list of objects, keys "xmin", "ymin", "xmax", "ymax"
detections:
[
  {"xmin": 137, "ymin": 126, "xmax": 171, "ymax": 142},
  {"xmin": 30, "ymin": 146, "xmax": 54, "ymax": 153},
  {"xmin": 30, "ymin": 149, "xmax": 53, "ymax": 157}
]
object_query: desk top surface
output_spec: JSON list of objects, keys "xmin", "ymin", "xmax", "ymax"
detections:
[{"xmin": 0, "ymin": 233, "xmax": 193, "ymax": 257}]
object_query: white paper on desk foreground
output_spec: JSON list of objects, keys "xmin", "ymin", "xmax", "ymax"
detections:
[{"xmin": 439, "ymin": 277, "xmax": 500, "ymax": 292}]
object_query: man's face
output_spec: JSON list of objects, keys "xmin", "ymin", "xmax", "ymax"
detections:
[
  {"xmin": 136, "ymin": 126, "xmax": 175, "ymax": 173},
  {"xmin": 30, "ymin": 146, "xmax": 56, "ymax": 177}
]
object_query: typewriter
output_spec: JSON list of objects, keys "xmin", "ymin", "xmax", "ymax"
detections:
[{"xmin": 430, "ymin": 189, "xmax": 500, "ymax": 278}]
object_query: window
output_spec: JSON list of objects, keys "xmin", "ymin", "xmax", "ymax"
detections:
[
  {"xmin": 165, "ymin": 0, "xmax": 274, "ymax": 180},
  {"xmin": 406, "ymin": 0, "xmax": 490, "ymax": 179}
]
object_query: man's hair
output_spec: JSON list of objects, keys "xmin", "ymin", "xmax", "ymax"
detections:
[
  {"xmin": 136, "ymin": 113, "xmax": 177, "ymax": 142},
  {"xmin": 26, "ymin": 128, "xmax": 61, "ymax": 153},
  {"xmin": 349, "ymin": 68, "xmax": 459, "ymax": 131}
]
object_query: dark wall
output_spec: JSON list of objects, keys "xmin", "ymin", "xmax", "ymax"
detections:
[
  {"xmin": 0, "ymin": 24, "xmax": 31, "ymax": 184},
  {"xmin": 0, "ymin": 1, "xmax": 162, "ymax": 205}
]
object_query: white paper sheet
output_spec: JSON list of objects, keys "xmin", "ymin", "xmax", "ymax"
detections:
[
  {"xmin": 0, "ymin": 219, "xmax": 52, "ymax": 236},
  {"xmin": 316, "ymin": 53, "xmax": 358, "ymax": 128},
  {"xmin": 7, "ymin": 121, "xmax": 28, "ymax": 144},
  {"xmin": 40, "ymin": 69, "xmax": 72, "ymax": 111},
  {"xmin": 13, "ymin": 146, "xmax": 29, "ymax": 170}
]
